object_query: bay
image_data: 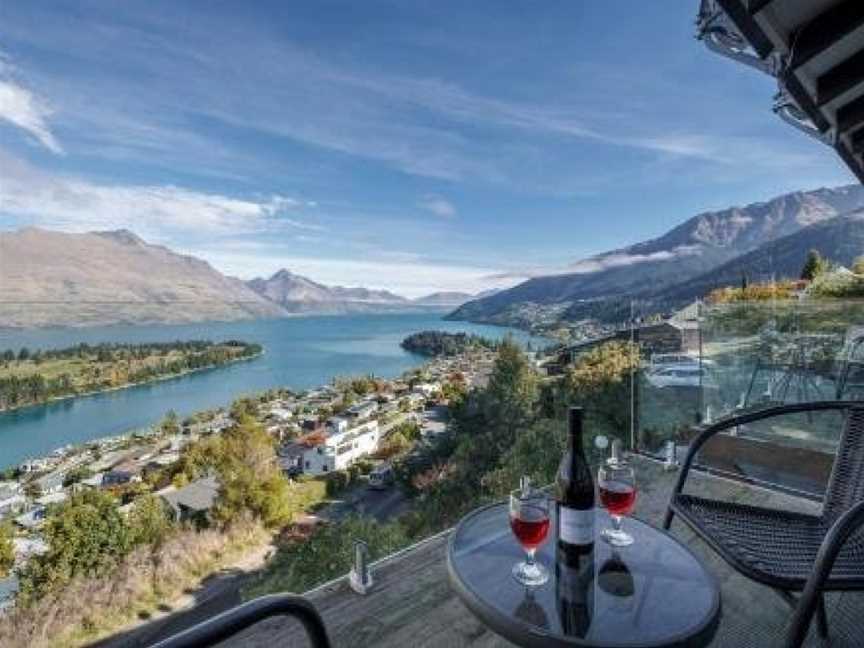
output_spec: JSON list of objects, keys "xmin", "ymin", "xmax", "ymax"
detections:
[{"xmin": 0, "ymin": 313, "xmax": 541, "ymax": 469}]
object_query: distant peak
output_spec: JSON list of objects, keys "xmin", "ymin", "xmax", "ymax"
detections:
[
  {"xmin": 271, "ymin": 268, "xmax": 296, "ymax": 280},
  {"xmin": 93, "ymin": 229, "xmax": 145, "ymax": 245}
]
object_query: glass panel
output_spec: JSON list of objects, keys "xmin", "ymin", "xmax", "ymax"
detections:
[{"xmin": 636, "ymin": 299, "xmax": 864, "ymax": 497}]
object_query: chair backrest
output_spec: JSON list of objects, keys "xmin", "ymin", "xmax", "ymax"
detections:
[{"xmin": 822, "ymin": 406, "xmax": 864, "ymax": 523}]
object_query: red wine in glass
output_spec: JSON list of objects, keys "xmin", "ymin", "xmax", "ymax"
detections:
[
  {"xmin": 599, "ymin": 481, "xmax": 636, "ymax": 517},
  {"xmin": 509, "ymin": 486, "xmax": 551, "ymax": 586},
  {"xmin": 511, "ymin": 512, "xmax": 550, "ymax": 551}
]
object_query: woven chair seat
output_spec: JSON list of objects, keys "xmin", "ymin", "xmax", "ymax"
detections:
[{"xmin": 671, "ymin": 494, "xmax": 864, "ymax": 591}]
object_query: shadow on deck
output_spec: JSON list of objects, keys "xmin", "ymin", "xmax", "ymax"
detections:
[{"xmin": 133, "ymin": 457, "xmax": 864, "ymax": 647}]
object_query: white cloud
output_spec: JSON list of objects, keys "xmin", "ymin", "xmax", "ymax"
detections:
[
  {"xmin": 0, "ymin": 56, "xmax": 63, "ymax": 154},
  {"xmin": 0, "ymin": 148, "xmax": 318, "ymax": 240},
  {"xmin": 418, "ymin": 194, "xmax": 456, "ymax": 218},
  {"xmin": 187, "ymin": 245, "xmax": 517, "ymax": 298}
]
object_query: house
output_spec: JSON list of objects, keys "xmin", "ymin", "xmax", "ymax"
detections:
[
  {"xmin": 403, "ymin": 392, "xmax": 426, "ymax": 410},
  {"xmin": 278, "ymin": 443, "xmax": 307, "ymax": 476},
  {"xmin": 103, "ymin": 462, "xmax": 143, "ymax": 487},
  {"xmin": 413, "ymin": 383, "xmax": 441, "ymax": 398},
  {"xmin": 0, "ymin": 482, "xmax": 25, "ymax": 518},
  {"xmin": 159, "ymin": 475, "xmax": 220, "ymax": 523},
  {"xmin": 33, "ymin": 471, "xmax": 65, "ymax": 496},
  {"xmin": 326, "ymin": 417, "xmax": 349, "ymax": 434},
  {"xmin": 15, "ymin": 506, "xmax": 49, "ymax": 530},
  {"xmin": 345, "ymin": 400, "xmax": 378, "ymax": 421},
  {"xmin": 301, "ymin": 419, "xmax": 381, "ymax": 476}
]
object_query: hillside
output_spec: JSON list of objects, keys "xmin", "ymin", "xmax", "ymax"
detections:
[
  {"xmin": 448, "ymin": 184, "xmax": 864, "ymax": 326},
  {"xmin": 247, "ymin": 269, "xmax": 418, "ymax": 314},
  {"xmin": 412, "ymin": 292, "xmax": 474, "ymax": 306},
  {"xmin": 0, "ymin": 228, "xmax": 287, "ymax": 328}
]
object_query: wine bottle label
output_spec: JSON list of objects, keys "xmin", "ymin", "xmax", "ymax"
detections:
[{"xmin": 559, "ymin": 507, "xmax": 594, "ymax": 544}]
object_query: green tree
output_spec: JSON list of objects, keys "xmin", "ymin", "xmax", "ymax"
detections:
[
  {"xmin": 852, "ymin": 256, "xmax": 864, "ymax": 275},
  {"xmin": 19, "ymin": 490, "xmax": 131, "ymax": 601},
  {"xmin": 0, "ymin": 522, "xmax": 14, "ymax": 578},
  {"xmin": 483, "ymin": 337, "xmax": 538, "ymax": 452},
  {"xmin": 801, "ymin": 249, "xmax": 829, "ymax": 280},
  {"xmin": 128, "ymin": 495, "xmax": 173, "ymax": 546},
  {"xmin": 159, "ymin": 409, "xmax": 181, "ymax": 436},
  {"xmin": 214, "ymin": 417, "xmax": 293, "ymax": 528}
]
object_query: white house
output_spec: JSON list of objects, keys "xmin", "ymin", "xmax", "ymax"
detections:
[
  {"xmin": 413, "ymin": 383, "xmax": 441, "ymax": 398},
  {"xmin": 326, "ymin": 417, "xmax": 349, "ymax": 434},
  {"xmin": 345, "ymin": 400, "xmax": 378, "ymax": 421},
  {"xmin": 302, "ymin": 419, "xmax": 380, "ymax": 475},
  {"xmin": 0, "ymin": 482, "xmax": 25, "ymax": 519}
]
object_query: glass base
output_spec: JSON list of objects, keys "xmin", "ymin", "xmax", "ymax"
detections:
[
  {"xmin": 601, "ymin": 527, "xmax": 634, "ymax": 547},
  {"xmin": 512, "ymin": 559, "xmax": 549, "ymax": 586}
]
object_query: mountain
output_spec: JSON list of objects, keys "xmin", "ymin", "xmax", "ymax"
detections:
[
  {"xmin": 412, "ymin": 291, "xmax": 475, "ymax": 306},
  {"xmin": 448, "ymin": 185, "xmax": 864, "ymax": 326},
  {"xmin": 246, "ymin": 269, "xmax": 418, "ymax": 314},
  {"xmin": 0, "ymin": 228, "xmax": 286, "ymax": 328},
  {"xmin": 651, "ymin": 211, "xmax": 864, "ymax": 306}
]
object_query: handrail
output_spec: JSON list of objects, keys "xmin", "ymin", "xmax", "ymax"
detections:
[{"xmin": 149, "ymin": 593, "xmax": 331, "ymax": 648}]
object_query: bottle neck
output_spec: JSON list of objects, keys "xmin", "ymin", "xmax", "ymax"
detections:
[{"xmin": 568, "ymin": 408, "xmax": 585, "ymax": 458}]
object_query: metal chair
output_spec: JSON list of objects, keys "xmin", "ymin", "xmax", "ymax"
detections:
[
  {"xmin": 663, "ymin": 401, "xmax": 864, "ymax": 648},
  {"xmin": 150, "ymin": 593, "xmax": 332, "ymax": 648}
]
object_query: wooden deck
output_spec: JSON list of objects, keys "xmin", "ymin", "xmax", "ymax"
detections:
[{"xmin": 208, "ymin": 456, "xmax": 863, "ymax": 647}]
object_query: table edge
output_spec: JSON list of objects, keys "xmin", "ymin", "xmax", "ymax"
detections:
[{"xmin": 446, "ymin": 500, "xmax": 722, "ymax": 648}]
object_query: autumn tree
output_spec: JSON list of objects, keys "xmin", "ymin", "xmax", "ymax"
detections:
[{"xmin": 0, "ymin": 523, "xmax": 14, "ymax": 578}]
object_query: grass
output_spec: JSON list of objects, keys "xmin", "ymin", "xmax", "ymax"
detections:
[{"xmin": 0, "ymin": 518, "xmax": 269, "ymax": 648}]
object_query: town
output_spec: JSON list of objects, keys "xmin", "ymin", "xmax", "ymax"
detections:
[{"xmin": 0, "ymin": 341, "xmax": 505, "ymax": 611}]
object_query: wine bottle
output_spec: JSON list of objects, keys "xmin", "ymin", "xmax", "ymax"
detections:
[{"xmin": 556, "ymin": 406, "xmax": 595, "ymax": 557}]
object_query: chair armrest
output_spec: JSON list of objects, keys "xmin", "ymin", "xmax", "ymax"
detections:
[
  {"xmin": 785, "ymin": 499, "xmax": 864, "ymax": 648},
  {"xmin": 671, "ymin": 400, "xmax": 856, "ymax": 499},
  {"xmin": 150, "ymin": 593, "xmax": 332, "ymax": 648}
]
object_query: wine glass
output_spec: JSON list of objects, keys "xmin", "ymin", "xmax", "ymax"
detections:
[
  {"xmin": 598, "ymin": 450, "xmax": 636, "ymax": 547},
  {"xmin": 509, "ymin": 483, "xmax": 550, "ymax": 586}
]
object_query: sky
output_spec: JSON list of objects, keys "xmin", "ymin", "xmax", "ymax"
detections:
[{"xmin": 0, "ymin": 1, "xmax": 856, "ymax": 297}]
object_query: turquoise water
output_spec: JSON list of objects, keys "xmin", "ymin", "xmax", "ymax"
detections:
[{"xmin": 0, "ymin": 314, "xmax": 540, "ymax": 469}]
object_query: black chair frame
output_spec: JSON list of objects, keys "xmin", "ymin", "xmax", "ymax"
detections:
[{"xmin": 662, "ymin": 401, "xmax": 864, "ymax": 648}]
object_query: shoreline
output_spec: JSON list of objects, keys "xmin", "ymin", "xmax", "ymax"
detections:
[{"xmin": 0, "ymin": 350, "xmax": 263, "ymax": 416}]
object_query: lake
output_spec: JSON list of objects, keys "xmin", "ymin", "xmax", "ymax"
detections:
[{"xmin": 0, "ymin": 313, "xmax": 541, "ymax": 469}]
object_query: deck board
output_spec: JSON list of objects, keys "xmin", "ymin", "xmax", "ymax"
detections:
[{"xmin": 216, "ymin": 457, "xmax": 864, "ymax": 647}]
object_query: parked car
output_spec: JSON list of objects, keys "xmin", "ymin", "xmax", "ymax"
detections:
[
  {"xmin": 646, "ymin": 366, "xmax": 717, "ymax": 390},
  {"xmin": 368, "ymin": 464, "xmax": 394, "ymax": 490}
]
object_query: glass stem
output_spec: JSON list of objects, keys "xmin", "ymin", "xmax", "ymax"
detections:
[
  {"xmin": 612, "ymin": 515, "xmax": 622, "ymax": 532},
  {"xmin": 526, "ymin": 548, "xmax": 536, "ymax": 567}
]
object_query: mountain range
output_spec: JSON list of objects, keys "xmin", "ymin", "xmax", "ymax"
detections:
[
  {"xmin": 0, "ymin": 228, "xmax": 481, "ymax": 328},
  {"xmin": 245, "ymin": 269, "xmax": 479, "ymax": 314},
  {"xmin": 447, "ymin": 184, "xmax": 864, "ymax": 326}
]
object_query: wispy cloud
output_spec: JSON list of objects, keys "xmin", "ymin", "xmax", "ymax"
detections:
[
  {"xmin": 0, "ymin": 56, "xmax": 63, "ymax": 153},
  {"xmin": 0, "ymin": 148, "xmax": 319, "ymax": 240},
  {"xmin": 418, "ymin": 194, "xmax": 457, "ymax": 218}
]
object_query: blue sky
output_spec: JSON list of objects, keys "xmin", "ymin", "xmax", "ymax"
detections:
[{"xmin": 0, "ymin": 1, "xmax": 855, "ymax": 296}]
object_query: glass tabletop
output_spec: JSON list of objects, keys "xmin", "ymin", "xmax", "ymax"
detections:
[{"xmin": 447, "ymin": 502, "xmax": 720, "ymax": 648}]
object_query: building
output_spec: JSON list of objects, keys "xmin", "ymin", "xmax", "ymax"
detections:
[
  {"xmin": 0, "ymin": 482, "xmax": 25, "ymax": 519},
  {"xmin": 159, "ymin": 475, "xmax": 220, "ymax": 523},
  {"xmin": 301, "ymin": 419, "xmax": 380, "ymax": 475},
  {"xmin": 345, "ymin": 400, "xmax": 378, "ymax": 421},
  {"xmin": 33, "ymin": 471, "xmax": 65, "ymax": 496}
]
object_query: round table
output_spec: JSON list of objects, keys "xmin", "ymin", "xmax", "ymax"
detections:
[{"xmin": 447, "ymin": 502, "xmax": 720, "ymax": 648}]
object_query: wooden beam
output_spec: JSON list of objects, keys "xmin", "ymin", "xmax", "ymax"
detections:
[
  {"xmin": 851, "ymin": 128, "xmax": 864, "ymax": 155},
  {"xmin": 837, "ymin": 94, "xmax": 864, "ymax": 136},
  {"xmin": 716, "ymin": 0, "xmax": 774, "ymax": 58},
  {"xmin": 788, "ymin": 0, "xmax": 864, "ymax": 71},
  {"xmin": 746, "ymin": 0, "xmax": 774, "ymax": 15},
  {"xmin": 817, "ymin": 48, "xmax": 864, "ymax": 106}
]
